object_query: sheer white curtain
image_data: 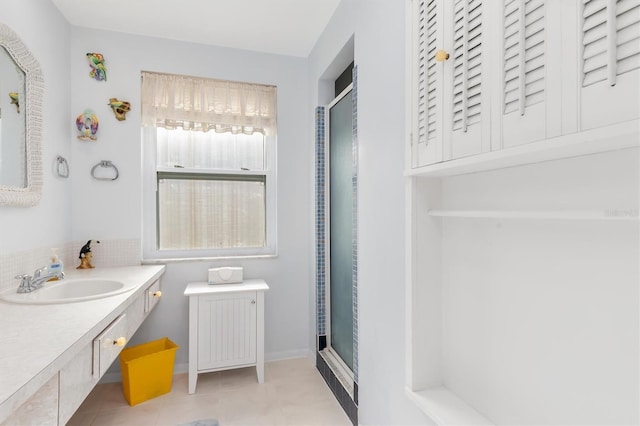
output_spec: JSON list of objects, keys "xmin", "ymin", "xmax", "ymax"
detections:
[
  {"xmin": 141, "ymin": 71, "xmax": 277, "ymax": 135},
  {"xmin": 142, "ymin": 72, "xmax": 275, "ymax": 252}
]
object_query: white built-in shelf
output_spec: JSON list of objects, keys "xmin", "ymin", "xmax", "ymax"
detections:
[
  {"xmin": 427, "ymin": 209, "xmax": 639, "ymax": 221},
  {"xmin": 406, "ymin": 387, "xmax": 494, "ymax": 426},
  {"xmin": 405, "ymin": 120, "xmax": 639, "ymax": 178}
]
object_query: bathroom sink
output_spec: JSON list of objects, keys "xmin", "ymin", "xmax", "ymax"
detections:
[{"xmin": 0, "ymin": 278, "xmax": 134, "ymax": 304}]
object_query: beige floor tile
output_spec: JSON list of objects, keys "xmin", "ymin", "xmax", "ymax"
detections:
[
  {"xmin": 153, "ymin": 395, "xmax": 223, "ymax": 426},
  {"xmin": 67, "ymin": 358, "xmax": 353, "ymax": 426},
  {"xmin": 65, "ymin": 410, "xmax": 97, "ymax": 426},
  {"xmin": 281, "ymin": 399, "xmax": 351, "ymax": 426},
  {"xmin": 90, "ymin": 404, "xmax": 160, "ymax": 426}
]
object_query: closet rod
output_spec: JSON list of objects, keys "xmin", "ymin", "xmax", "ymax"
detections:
[{"xmin": 427, "ymin": 209, "xmax": 639, "ymax": 221}]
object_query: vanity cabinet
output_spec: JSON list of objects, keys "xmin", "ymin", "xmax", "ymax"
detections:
[
  {"xmin": 0, "ymin": 274, "xmax": 165, "ymax": 426},
  {"xmin": 59, "ymin": 279, "xmax": 162, "ymax": 424},
  {"xmin": 184, "ymin": 280, "xmax": 269, "ymax": 394},
  {"xmin": 409, "ymin": 0, "xmax": 640, "ymax": 172}
]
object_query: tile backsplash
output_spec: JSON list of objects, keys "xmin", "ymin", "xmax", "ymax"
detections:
[{"xmin": 0, "ymin": 239, "xmax": 141, "ymax": 292}]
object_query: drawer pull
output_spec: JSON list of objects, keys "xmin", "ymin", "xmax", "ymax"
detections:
[
  {"xmin": 113, "ymin": 337, "xmax": 127, "ymax": 347},
  {"xmin": 152, "ymin": 290, "xmax": 162, "ymax": 298}
]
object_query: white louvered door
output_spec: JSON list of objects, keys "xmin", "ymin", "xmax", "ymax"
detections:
[
  {"xmin": 580, "ymin": 0, "xmax": 640, "ymax": 130},
  {"xmin": 413, "ymin": 0, "xmax": 444, "ymax": 167},
  {"xmin": 197, "ymin": 292, "xmax": 257, "ymax": 370},
  {"xmin": 442, "ymin": 0, "xmax": 490, "ymax": 160},
  {"xmin": 500, "ymin": 0, "xmax": 563, "ymax": 148}
]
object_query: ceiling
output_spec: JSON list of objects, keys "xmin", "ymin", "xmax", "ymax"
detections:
[{"xmin": 51, "ymin": 0, "xmax": 342, "ymax": 58}]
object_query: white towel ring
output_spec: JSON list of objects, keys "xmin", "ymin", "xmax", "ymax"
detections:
[{"xmin": 91, "ymin": 160, "xmax": 119, "ymax": 181}]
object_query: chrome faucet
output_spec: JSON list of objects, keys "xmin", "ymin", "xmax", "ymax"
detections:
[{"xmin": 15, "ymin": 267, "xmax": 64, "ymax": 293}]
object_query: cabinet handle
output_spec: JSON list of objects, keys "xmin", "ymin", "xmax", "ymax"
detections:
[
  {"xmin": 251, "ymin": 300, "xmax": 256, "ymax": 304},
  {"xmin": 113, "ymin": 337, "xmax": 127, "ymax": 347},
  {"xmin": 435, "ymin": 50, "xmax": 450, "ymax": 62},
  {"xmin": 152, "ymin": 290, "xmax": 162, "ymax": 298}
]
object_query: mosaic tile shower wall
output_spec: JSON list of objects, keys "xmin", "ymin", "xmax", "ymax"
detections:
[
  {"xmin": 315, "ymin": 105, "xmax": 327, "ymax": 338},
  {"xmin": 351, "ymin": 65, "xmax": 359, "ymax": 383}
]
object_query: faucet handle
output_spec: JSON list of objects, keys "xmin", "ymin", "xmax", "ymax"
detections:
[
  {"xmin": 15, "ymin": 274, "xmax": 32, "ymax": 293},
  {"xmin": 33, "ymin": 266, "xmax": 48, "ymax": 278}
]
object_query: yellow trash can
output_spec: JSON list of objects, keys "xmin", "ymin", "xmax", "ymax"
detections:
[{"xmin": 119, "ymin": 337, "xmax": 179, "ymax": 406}]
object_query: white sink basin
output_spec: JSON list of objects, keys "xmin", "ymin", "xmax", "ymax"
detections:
[{"xmin": 0, "ymin": 278, "xmax": 134, "ymax": 304}]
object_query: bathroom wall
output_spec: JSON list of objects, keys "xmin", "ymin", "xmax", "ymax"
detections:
[
  {"xmin": 0, "ymin": 0, "xmax": 72, "ymax": 256},
  {"xmin": 68, "ymin": 27, "xmax": 313, "ymax": 367},
  {"xmin": 309, "ymin": 1, "xmax": 431, "ymax": 424},
  {"xmin": 0, "ymin": 1, "xmax": 74, "ymax": 296}
]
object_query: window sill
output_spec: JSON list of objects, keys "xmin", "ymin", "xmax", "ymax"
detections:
[{"xmin": 142, "ymin": 254, "xmax": 278, "ymax": 264}]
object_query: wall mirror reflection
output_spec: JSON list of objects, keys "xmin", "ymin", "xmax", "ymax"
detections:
[
  {"xmin": 0, "ymin": 22, "xmax": 44, "ymax": 207},
  {"xmin": 0, "ymin": 44, "xmax": 26, "ymax": 188}
]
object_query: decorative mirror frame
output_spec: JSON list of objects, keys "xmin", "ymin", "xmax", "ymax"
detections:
[{"xmin": 0, "ymin": 22, "xmax": 44, "ymax": 207}]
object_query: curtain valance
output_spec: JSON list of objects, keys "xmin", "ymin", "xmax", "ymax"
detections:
[{"xmin": 141, "ymin": 71, "xmax": 277, "ymax": 135}]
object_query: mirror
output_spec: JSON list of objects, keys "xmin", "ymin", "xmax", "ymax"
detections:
[{"xmin": 0, "ymin": 22, "xmax": 43, "ymax": 206}]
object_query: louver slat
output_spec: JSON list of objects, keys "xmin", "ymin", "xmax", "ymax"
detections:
[
  {"xmin": 582, "ymin": 0, "xmax": 608, "ymax": 86},
  {"xmin": 416, "ymin": 0, "xmax": 439, "ymax": 146},
  {"xmin": 453, "ymin": 0, "xmax": 483, "ymax": 132},
  {"xmin": 617, "ymin": 0, "xmax": 640, "ymax": 76},
  {"xmin": 582, "ymin": 0, "xmax": 640, "ymax": 87},
  {"xmin": 503, "ymin": 0, "xmax": 546, "ymax": 115}
]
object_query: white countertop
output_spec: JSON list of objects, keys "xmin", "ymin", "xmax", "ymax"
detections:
[
  {"xmin": 184, "ymin": 279, "xmax": 269, "ymax": 296},
  {"xmin": 0, "ymin": 265, "xmax": 165, "ymax": 423}
]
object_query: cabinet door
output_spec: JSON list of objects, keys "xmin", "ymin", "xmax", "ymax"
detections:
[
  {"xmin": 412, "ymin": 0, "xmax": 445, "ymax": 167},
  {"xmin": 198, "ymin": 292, "xmax": 257, "ymax": 370},
  {"xmin": 444, "ymin": 0, "xmax": 491, "ymax": 160},
  {"xmin": 580, "ymin": 0, "xmax": 640, "ymax": 130},
  {"xmin": 498, "ymin": 0, "xmax": 563, "ymax": 148},
  {"xmin": 59, "ymin": 343, "xmax": 97, "ymax": 425}
]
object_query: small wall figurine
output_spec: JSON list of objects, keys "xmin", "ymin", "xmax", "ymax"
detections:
[
  {"xmin": 76, "ymin": 109, "xmax": 99, "ymax": 141},
  {"xmin": 108, "ymin": 98, "xmax": 131, "ymax": 121},
  {"xmin": 77, "ymin": 239, "xmax": 100, "ymax": 269},
  {"xmin": 86, "ymin": 52, "xmax": 107, "ymax": 81},
  {"xmin": 8, "ymin": 92, "xmax": 19, "ymax": 113}
]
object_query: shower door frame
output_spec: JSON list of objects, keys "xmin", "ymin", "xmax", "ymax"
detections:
[{"xmin": 324, "ymin": 82, "xmax": 356, "ymax": 383}]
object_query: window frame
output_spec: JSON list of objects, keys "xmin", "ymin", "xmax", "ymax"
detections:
[{"xmin": 142, "ymin": 127, "xmax": 277, "ymax": 261}]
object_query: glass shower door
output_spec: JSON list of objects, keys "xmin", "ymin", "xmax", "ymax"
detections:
[{"xmin": 328, "ymin": 87, "xmax": 354, "ymax": 371}]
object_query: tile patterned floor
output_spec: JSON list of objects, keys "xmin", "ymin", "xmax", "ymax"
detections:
[{"xmin": 67, "ymin": 358, "xmax": 352, "ymax": 426}]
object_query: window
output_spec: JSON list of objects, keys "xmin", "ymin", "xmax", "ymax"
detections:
[{"xmin": 141, "ymin": 72, "xmax": 277, "ymax": 259}]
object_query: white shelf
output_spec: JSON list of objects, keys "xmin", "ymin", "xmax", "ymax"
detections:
[
  {"xmin": 427, "ymin": 209, "xmax": 639, "ymax": 221},
  {"xmin": 406, "ymin": 386, "xmax": 494, "ymax": 426},
  {"xmin": 405, "ymin": 120, "xmax": 639, "ymax": 178}
]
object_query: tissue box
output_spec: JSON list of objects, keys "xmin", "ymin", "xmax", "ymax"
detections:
[{"xmin": 208, "ymin": 267, "xmax": 243, "ymax": 284}]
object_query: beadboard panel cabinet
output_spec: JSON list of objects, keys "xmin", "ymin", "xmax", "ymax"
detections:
[
  {"xmin": 197, "ymin": 292, "xmax": 258, "ymax": 370},
  {"xmin": 185, "ymin": 280, "xmax": 269, "ymax": 395}
]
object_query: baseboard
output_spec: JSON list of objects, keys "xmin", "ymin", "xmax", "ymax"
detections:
[
  {"xmin": 265, "ymin": 349, "xmax": 314, "ymax": 362},
  {"xmin": 100, "ymin": 351, "xmax": 314, "ymax": 384}
]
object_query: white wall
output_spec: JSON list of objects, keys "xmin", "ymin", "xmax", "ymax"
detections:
[
  {"xmin": 0, "ymin": 0, "xmax": 71, "ymax": 253},
  {"xmin": 69, "ymin": 27, "xmax": 313, "ymax": 367},
  {"xmin": 440, "ymin": 149, "xmax": 639, "ymax": 425},
  {"xmin": 309, "ymin": 1, "xmax": 431, "ymax": 424}
]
